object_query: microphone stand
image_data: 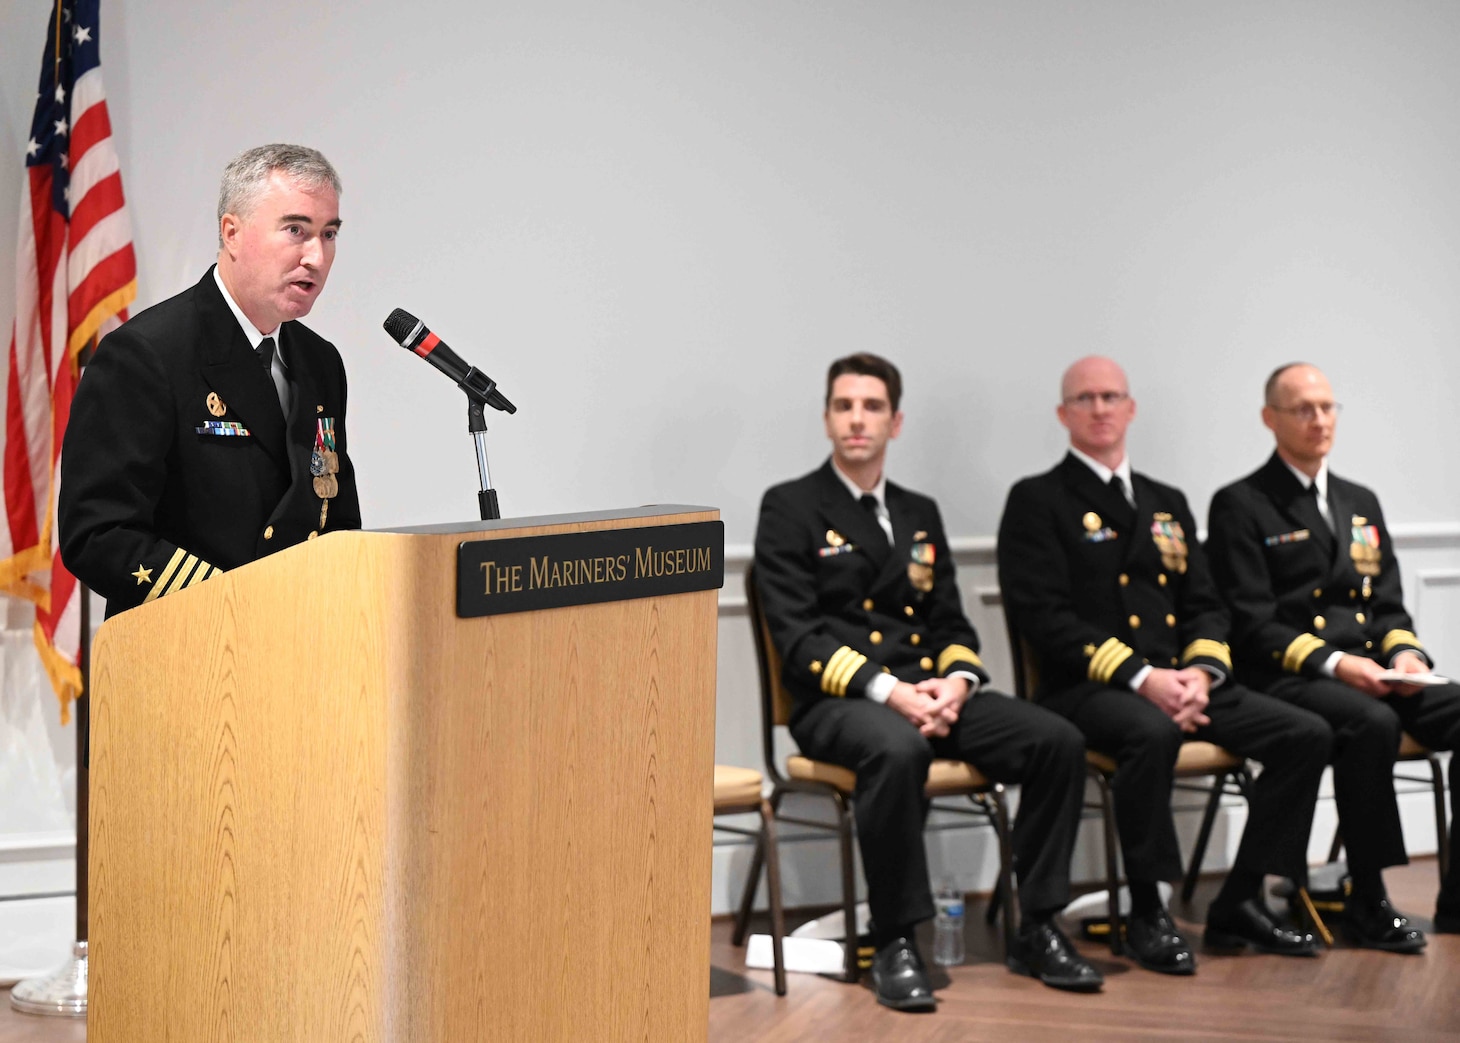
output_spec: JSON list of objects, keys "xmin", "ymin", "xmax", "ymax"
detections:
[
  {"xmin": 468, "ymin": 397, "xmax": 499, "ymax": 521},
  {"xmin": 458, "ymin": 365, "xmax": 509, "ymax": 521}
]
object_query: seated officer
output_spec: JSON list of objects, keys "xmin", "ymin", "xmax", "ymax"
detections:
[
  {"xmin": 754, "ymin": 353, "xmax": 1099, "ymax": 1010},
  {"xmin": 997, "ymin": 356, "xmax": 1332, "ymax": 976},
  {"xmin": 1207, "ymin": 362, "xmax": 1460, "ymax": 949}
]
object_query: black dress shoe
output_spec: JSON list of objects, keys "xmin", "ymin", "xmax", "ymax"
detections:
[
  {"xmin": 1125, "ymin": 906, "xmax": 1196, "ymax": 975},
  {"xmin": 868, "ymin": 937, "xmax": 937, "ymax": 1012},
  {"xmin": 1205, "ymin": 898, "xmax": 1317, "ymax": 956},
  {"xmin": 1007, "ymin": 920, "xmax": 1104, "ymax": 992},
  {"xmin": 1343, "ymin": 895, "xmax": 1426, "ymax": 953}
]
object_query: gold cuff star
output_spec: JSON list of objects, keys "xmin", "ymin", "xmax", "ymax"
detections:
[{"xmin": 132, "ymin": 564, "xmax": 153, "ymax": 585}]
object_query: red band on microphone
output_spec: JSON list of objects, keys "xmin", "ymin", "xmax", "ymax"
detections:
[{"xmin": 414, "ymin": 331, "xmax": 440, "ymax": 357}]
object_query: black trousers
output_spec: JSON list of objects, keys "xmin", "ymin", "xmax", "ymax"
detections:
[
  {"xmin": 1040, "ymin": 681, "xmax": 1332, "ymax": 884},
  {"xmin": 1268, "ymin": 676, "xmax": 1460, "ymax": 898},
  {"xmin": 790, "ymin": 690, "xmax": 1086, "ymax": 932}
]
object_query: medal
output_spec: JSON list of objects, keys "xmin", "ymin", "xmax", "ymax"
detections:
[
  {"xmin": 319, "ymin": 499, "xmax": 329, "ymax": 528},
  {"xmin": 206, "ymin": 392, "xmax": 226, "ymax": 417},
  {"xmin": 1083, "ymin": 512, "xmax": 1101, "ymax": 532},
  {"xmin": 312, "ymin": 418, "xmax": 341, "ymax": 502},
  {"xmin": 1349, "ymin": 519, "xmax": 1381, "ymax": 577},
  {"xmin": 1150, "ymin": 513, "xmax": 1189, "ymax": 574}
]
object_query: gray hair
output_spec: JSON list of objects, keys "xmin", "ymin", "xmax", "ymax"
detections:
[{"xmin": 217, "ymin": 144, "xmax": 341, "ymax": 245}]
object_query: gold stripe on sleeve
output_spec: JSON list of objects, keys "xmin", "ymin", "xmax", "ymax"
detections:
[
  {"xmin": 161, "ymin": 554, "xmax": 200, "ymax": 596},
  {"xmin": 1181, "ymin": 639, "xmax": 1232, "ymax": 669},
  {"xmin": 1089, "ymin": 637, "xmax": 1135, "ymax": 684},
  {"xmin": 1282, "ymin": 634, "xmax": 1326, "ymax": 673},
  {"xmin": 1381, "ymin": 629, "xmax": 1424, "ymax": 656},
  {"xmin": 182, "ymin": 559, "xmax": 219, "ymax": 588},
  {"xmin": 937, "ymin": 644, "xmax": 982, "ymax": 675},
  {"xmin": 142, "ymin": 548, "xmax": 187, "ymax": 604},
  {"xmin": 822, "ymin": 646, "xmax": 868, "ymax": 697},
  {"xmin": 830, "ymin": 651, "xmax": 869, "ymax": 696}
]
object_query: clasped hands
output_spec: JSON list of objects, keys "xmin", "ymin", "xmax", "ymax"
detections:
[
  {"xmin": 888, "ymin": 676, "xmax": 972, "ymax": 738},
  {"xmin": 1138, "ymin": 667, "xmax": 1212, "ymax": 733}
]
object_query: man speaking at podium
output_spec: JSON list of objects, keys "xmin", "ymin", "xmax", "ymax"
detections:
[{"xmin": 59, "ymin": 144, "xmax": 360, "ymax": 616}]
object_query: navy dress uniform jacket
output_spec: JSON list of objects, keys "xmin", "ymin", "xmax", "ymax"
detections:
[
  {"xmin": 1206, "ymin": 452, "xmax": 1427, "ymax": 688},
  {"xmin": 996, "ymin": 453, "xmax": 1330, "ymax": 883},
  {"xmin": 997, "ymin": 453, "xmax": 1233, "ymax": 696},
  {"xmin": 754, "ymin": 459, "xmax": 1087, "ymax": 927},
  {"xmin": 1207, "ymin": 453, "xmax": 1460, "ymax": 885},
  {"xmin": 754, "ymin": 460, "xmax": 987, "ymax": 720},
  {"xmin": 59, "ymin": 267, "xmax": 361, "ymax": 618}
]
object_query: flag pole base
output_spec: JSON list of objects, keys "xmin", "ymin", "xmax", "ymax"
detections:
[{"xmin": 9, "ymin": 940, "xmax": 87, "ymax": 1017}]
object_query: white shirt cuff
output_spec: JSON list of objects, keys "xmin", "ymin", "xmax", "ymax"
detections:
[
  {"xmin": 1128, "ymin": 665, "xmax": 1153, "ymax": 692},
  {"xmin": 865, "ymin": 672, "xmax": 897, "ymax": 704},
  {"xmin": 1321, "ymin": 651, "xmax": 1343, "ymax": 677},
  {"xmin": 1197, "ymin": 664, "xmax": 1226, "ymax": 687},
  {"xmin": 948, "ymin": 670, "xmax": 982, "ymax": 696}
]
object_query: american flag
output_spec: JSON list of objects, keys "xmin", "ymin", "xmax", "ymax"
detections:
[{"xmin": 0, "ymin": 0, "xmax": 135, "ymax": 722}]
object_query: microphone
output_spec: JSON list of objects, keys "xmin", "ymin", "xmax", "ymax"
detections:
[{"xmin": 382, "ymin": 308, "xmax": 516, "ymax": 414}]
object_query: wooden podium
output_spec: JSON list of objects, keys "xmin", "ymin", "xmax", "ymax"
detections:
[{"xmin": 88, "ymin": 506, "xmax": 722, "ymax": 1042}]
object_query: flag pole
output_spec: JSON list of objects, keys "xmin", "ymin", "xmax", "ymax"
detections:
[{"xmin": 9, "ymin": 589, "xmax": 91, "ymax": 1017}]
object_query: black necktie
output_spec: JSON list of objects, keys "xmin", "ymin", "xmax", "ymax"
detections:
[
  {"xmin": 1308, "ymin": 482, "xmax": 1337, "ymax": 536},
  {"xmin": 859, "ymin": 494, "xmax": 889, "ymax": 546},
  {"xmin": 256, "ymin": 336, "xmax": 276, "ymax": 372},
  {"xmin": 1109, "ymin": 474, "xmax": 1129, "ymax": 506}
]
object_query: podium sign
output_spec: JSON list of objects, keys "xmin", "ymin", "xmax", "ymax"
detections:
[{"xmin": 458, "ymin": 520, "xmax": 724, "ymax": 616}]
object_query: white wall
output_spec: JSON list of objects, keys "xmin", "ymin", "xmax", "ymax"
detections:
[{"xmin": 2, "ymin": 1, "xmax": 1458, "ymax": 954}]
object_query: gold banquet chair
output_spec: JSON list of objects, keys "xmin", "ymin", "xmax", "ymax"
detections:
[
  {"xmin": 1002, "ymin": 611, "xmax": 1252, "ymax": 953},
  {"xmin": 734, "ymin": 564, "xmax": 1017, "ymax": 983},
  {"xmin": 714, "ymin": 764, "xmax": 787, "ymax": 996}
]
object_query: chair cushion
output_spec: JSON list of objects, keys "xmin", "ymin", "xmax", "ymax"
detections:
[
  {"xmin": 1086, "ymin": 741, "xmax": 1243, "ymax": 777},
  {"xmin": 1174, "ymin": 741, "xmax": 1245, "ymax": 774},
  {"xmin": 786, "ymin": 756, "xmax": 991, "ymax": 796},
  {"xmin": 1398, "ymin": 733, "xmax": 1432, "ymax": 759},
  {"xmin": 713, "ymin": 765, "xmax": 765, "ymax": 810}
]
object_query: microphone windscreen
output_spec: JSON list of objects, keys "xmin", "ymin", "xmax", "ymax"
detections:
[{"xmin": 382, "ymin": 308, "xmax": 421, "ymax": 345}]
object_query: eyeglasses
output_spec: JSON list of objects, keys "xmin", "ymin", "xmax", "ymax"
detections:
[
  {"xmin": 1270, "ymin": 402, "xmax": 1342, "ymax": 421},
  {"xmin": 1063, "ymin": 391, "xmax": 1129, "ymax": 409}
]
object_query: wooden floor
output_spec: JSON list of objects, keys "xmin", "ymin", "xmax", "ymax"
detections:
[
  {"xmin": 2, "ymin": 861, "xmax": 1455, "ymax": 1042},
  {"xmin": 708, "ymin": 860, "xmax": 1460, "ymax": 1043}
]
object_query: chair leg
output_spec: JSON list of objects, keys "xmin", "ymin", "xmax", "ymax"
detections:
[
  {"xmin": 976, "ymin": 792, "xmax": 1005, "ymax": 926},
  {"xmin": 835, "ymin": 792, "xmax": 861, "ymax": 983},
  {"xmin": 1182, "ymin": 772, "xmax": 1228, "ymax": 903},
  {"xmin": 986, "ymin": 881, "xmax": 1003, "ymax": 925},
  {"xmin": 758, "ymin": 798, "xmax": 787, "ymax": 996},
  {"xmin": 990, "ymin": 787, "xmax": 1018, "ymax": 959},
  {"xmin": 1094, "ymin": 771, "xmax": 1123, "ymax": 955},
  {"xmin": 732, "ymin": 820, "xmax": 768, "ymax": 948},
  {"xmin": 1429, "ymin": 754, "xmax": 1449, "ymax": 883}
]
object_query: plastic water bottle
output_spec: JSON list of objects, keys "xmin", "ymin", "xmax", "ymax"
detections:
[{"xmin": 933, "ymin": 881, "xmax": 965, "ymax": 966}]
